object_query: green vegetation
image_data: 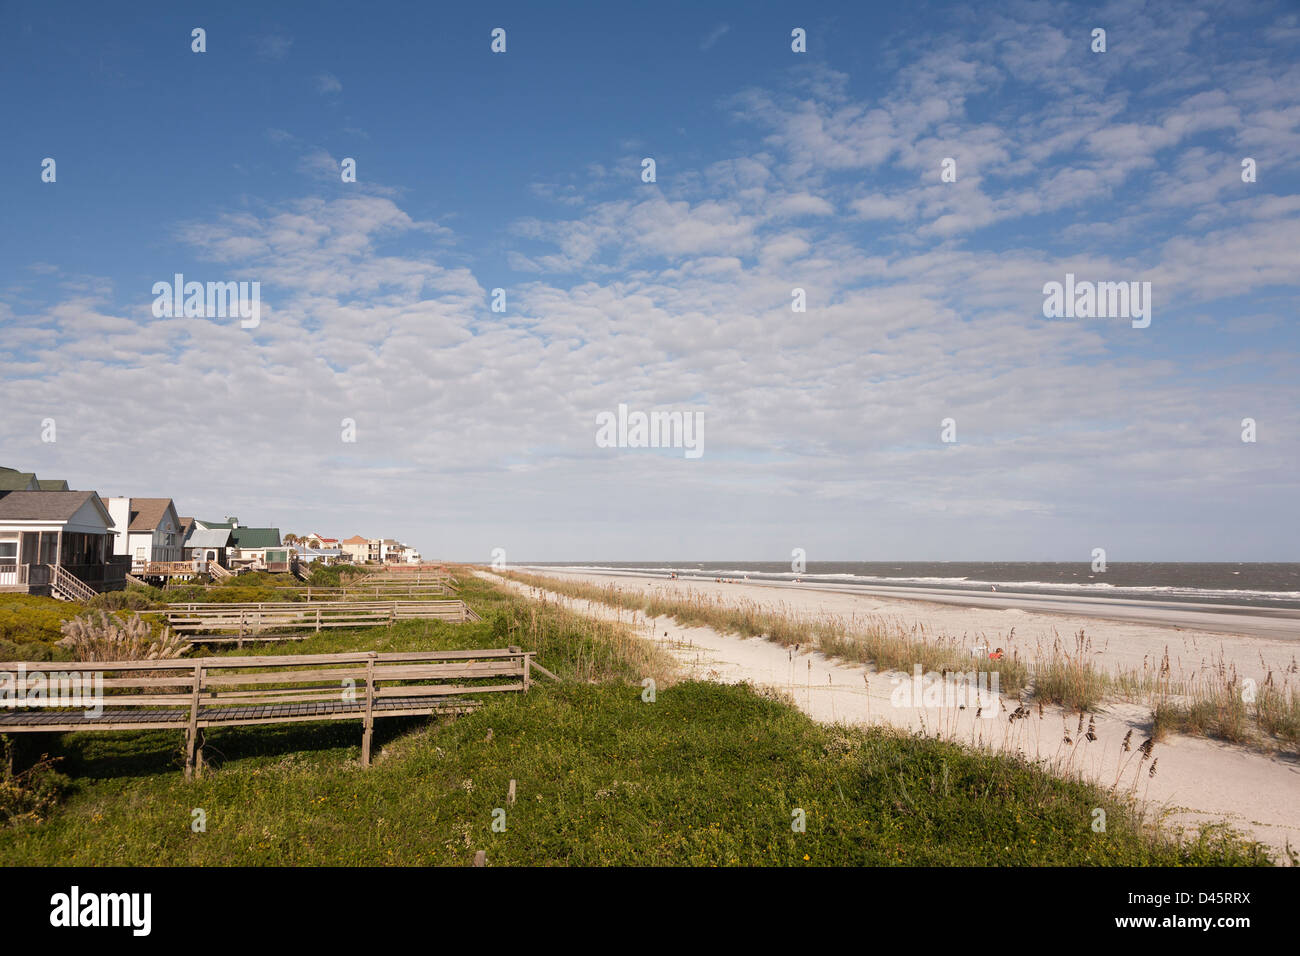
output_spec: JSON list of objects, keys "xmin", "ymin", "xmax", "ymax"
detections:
[
  {"xmin": 0, "ymin": 680, "xmax": 1270, "ymax": 866},
  {"xmin": 0, "ymin": 595, "xmax": 80, "ymax": 652},
  {"xmin": 301, "ymin": 563, "xmax": 367, "ymax": 588},
  {"xmin": 0, "ymin": 740, "xmax": 69, "ymax": 826},
  {"xmin": 156, "ymin": 572, "xmax": 305, "ymax": 605},
  {"xmin": 0, "ymin": 573, "xmax": 1275, "ymax": 865}
]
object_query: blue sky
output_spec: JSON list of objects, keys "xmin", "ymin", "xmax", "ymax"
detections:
[{"xmin": 1, "ymin": 0, "xmax": 1297, "ymax": 560}]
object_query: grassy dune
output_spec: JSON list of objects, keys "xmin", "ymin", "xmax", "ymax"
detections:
[{"xmin": 0, "ymin": 573, "xmax": 1274, "ymax": 865}]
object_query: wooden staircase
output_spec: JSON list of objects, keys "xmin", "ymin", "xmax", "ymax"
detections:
[
  {"xmin": 208, "ymin": 562, "xmax": 234, "ymax": 581},
  {"xmin": 50, "ymin": 565, "xmax": 97, "ymax": 603}
]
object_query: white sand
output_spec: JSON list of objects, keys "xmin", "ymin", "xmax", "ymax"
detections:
[{"xmin": 488, "ymin": 568, "xmax": 1300, "ymax": 861}]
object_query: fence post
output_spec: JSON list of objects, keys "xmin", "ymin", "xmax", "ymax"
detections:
[
  {"xmin": 316, "ymin": 607, "xmax": 321, "ymax": 633},
  {"xmin": 185, "ymin": 662, "xmax": 203, "ymax": 779},
  {"xmin": 523, "ymin": 653, "xmax": 532, "ymax": 693},
  {"xmin": 362, "ymin": 653, "xmax": 376, "ymax": 766}
]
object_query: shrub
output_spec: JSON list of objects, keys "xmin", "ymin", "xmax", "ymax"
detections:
[
  {"xmin": 0, "ymin": 595, "xmax": 78, "ymax": 645},
  {"xmin": 0, "ymin": 639, "xmax": 55, "ymax": 662},
  {"xmin": 0, "ymin": 739, "xmax": 70, "ymax": 825}
]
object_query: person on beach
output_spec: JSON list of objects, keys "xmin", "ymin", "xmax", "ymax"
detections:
[{"xmin": 988, "ymin": 647, "xmax": 1004, "ymax": 660}]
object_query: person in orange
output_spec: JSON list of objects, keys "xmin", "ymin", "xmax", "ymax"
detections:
[{"xmin": 988, "ymin": 647, "xmax": 1004, "ymax": 660}]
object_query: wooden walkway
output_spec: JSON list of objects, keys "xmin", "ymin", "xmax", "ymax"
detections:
[
  {"xmin": 0, "ymin": 647, "xmax": 544, "ymax": 775},
  {"xmin": 163, "ymin": 600, "xmax": 482, "ymax": 645}
]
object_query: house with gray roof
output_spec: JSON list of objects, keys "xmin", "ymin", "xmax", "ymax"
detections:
[
  {"xmin": 0, "ymin": 490, "xmax": 130, "ymax": 598},
  {"xmin": 182, "ymin": 526, "xmax": 232, "ymax": 568}
]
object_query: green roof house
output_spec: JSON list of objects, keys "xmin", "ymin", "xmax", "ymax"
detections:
[
  {"xmin": 196, "ymin": 517, "xmax": 287, "ymax": 571},
  {"xmin": 1, "ymin": 467, "xmax": 73, "ymax": 496}
]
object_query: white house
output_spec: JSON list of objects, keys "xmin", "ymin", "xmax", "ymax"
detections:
[{"xmin": 103, "ymin": 497, "xmax": 184, "ymax": 569}]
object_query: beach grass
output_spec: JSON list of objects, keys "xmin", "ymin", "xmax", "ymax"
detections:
[{"xmin": 503, "ymin": 570, "xmax": 1300, "ymax": 755}]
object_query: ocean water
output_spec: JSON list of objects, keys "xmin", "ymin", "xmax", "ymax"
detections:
[{"xmin": 528, "ymin": 562, "xmax": 1300, "ymax": 609}]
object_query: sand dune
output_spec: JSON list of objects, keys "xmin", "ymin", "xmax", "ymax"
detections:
[{"xmin": 491, "ymin": 568, "xmax": 1300, "ymax": 861}]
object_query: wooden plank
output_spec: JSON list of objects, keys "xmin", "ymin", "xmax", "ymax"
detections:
[
  {"xmin": 0, "ymin": 644, "xmax": 519, "ymax": 673},
  {"xmin": 529, "ymin": 659, "xmax": 561, "ymax": 682},
  {"xmin": 373, "ymin": 682, "xmax": 525, "ymax": 699}
]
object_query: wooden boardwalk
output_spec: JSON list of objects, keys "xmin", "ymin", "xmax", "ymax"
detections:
[
  {"xmin": 0, "ymin": 647, "xmax": 543, "ymax": 775},
  {"xmin": 163, "ymin": 600, "xmax": 482, "ymax": 645}
]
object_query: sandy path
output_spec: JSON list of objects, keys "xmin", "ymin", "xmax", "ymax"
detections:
[{"xmin": 487, "ymin": 569, "xmax": 1300, "ymax": 861}]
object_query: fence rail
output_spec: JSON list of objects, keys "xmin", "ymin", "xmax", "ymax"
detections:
[
  {"xmin": 275, "ymin": 584, "xmax": 455, "ymax": 599},
  {"xmin": 0, "ymin": 647, "xmax": 539, "ymax": 776}
]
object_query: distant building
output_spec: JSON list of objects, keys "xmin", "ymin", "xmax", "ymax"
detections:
[
  {"xmin": 295, "ymin": 546, "xmax": 344, "ymax": 565},
  {"xmin": 193, "ymin": 517, "xmax": 288, "ymax": 571},
  {"xmin": 340, "ymin": 535, "xmax": 372, "ymax": 563}
]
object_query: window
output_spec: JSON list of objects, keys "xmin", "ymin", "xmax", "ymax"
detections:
[{"xmin": 0, "ymin": 541, "xmax": 16, "ymax": 566}]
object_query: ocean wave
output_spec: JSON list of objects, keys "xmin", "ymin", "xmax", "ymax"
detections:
[{"xmin": 524, "ymin": 564, "xmax": 1300, "ymax": 603}]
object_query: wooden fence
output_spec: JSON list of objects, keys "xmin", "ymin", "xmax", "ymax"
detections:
[
  {"xmin": 271, "ymin": 583, "xmax": 455, "ymax": 599},
  {"xmin": 163, "ymin": 600, "xmax": 481, "ymax": 645},
  {"xmin": 0, "ymin": 647, "xmax": 540, "ymax": 776}
]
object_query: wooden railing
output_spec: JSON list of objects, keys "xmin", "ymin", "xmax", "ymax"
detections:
[
  {"xmin": 134, "ymin": 560, "xmax": 199, "ymax": 575},
  {"xmin": 50, "ymin": 565, "xmax": 97, "ymax": 602},
  {"xmin": 62, "ymin": 558, "xmax": 130, "ymax": 584},
  {"xmin": 0, "ymin": 647, "xmax": 541, "ymax": 776},
  {"xmin": 0, "ymin": 564, "xmax": 48, "ymax": 588},
  {"xmin": 301, "ymin": 583, "xmax": 454, "ymax": 598}
]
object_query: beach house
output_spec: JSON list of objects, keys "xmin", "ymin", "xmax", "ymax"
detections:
[
  {"xmin": 103, "ymin": 497, "xmax": 184, "ymax": 571},
  {"xmin": 0, "ymin": 490, "xmax": 130, "ymax": 598}
]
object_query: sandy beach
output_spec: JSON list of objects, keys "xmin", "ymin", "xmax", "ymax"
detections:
[{"xmin": 493, "ymin": 567, "xmax": 1300, "ymax": 860}]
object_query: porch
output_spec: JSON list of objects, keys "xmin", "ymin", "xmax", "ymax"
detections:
[{"xmin": 0, "ymin": 529, "xmax": 130, "ymax": 595}]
